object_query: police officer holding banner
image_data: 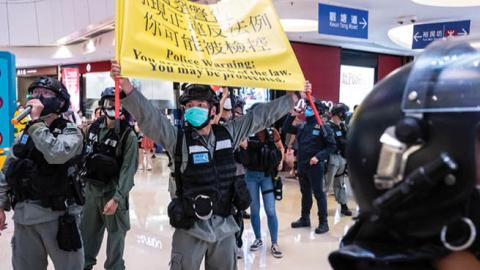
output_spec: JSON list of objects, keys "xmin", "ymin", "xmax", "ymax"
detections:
[
  {"xmin": 80, "ymin": 87, "xmax": 138, "ymax": 270},
  {"xmin": 111, "ymin": 61, "xmax": 308, "ymax": 269},
  {"xmin": 284, "ymin": 100, "xmax": 337, "ymax": 234},
  {"xmin": 0, "ymin": 77, "xmax": 84, "ymax": 270}
]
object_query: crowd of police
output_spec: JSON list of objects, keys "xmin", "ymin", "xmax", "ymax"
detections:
[
  {"xmin": 2, "ymin": 37, "xmax": 480, "ymax": 270},
  {"xmin": 0, "ymin": 61, "xmax": 354, "ymax": 269}
]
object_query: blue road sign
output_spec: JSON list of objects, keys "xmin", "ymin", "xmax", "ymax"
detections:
[
  {"xmin": 0, "ymin": 51, "xmax": 16, "ymax": 148},
  {"xmin": 412, "ymin": 20, "xmax": 470, "ymax": 49},
  {"xmin": 318, "ymin": 3, "xmax": 368, "ymax": 39}
]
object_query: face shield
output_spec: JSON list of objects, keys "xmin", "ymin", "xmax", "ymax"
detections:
[
  {"xmin": 100, "ymin": 98, "xmax": 116, "ymax": 110},
  {"xmin": 371, "ymin": 39, "xmax": 480, "ymax": 253},
  {"xmin": 100, "ymin": 98, "xmax": 123, "ymax": 119},
  {"xmin": 375, "ymin": 38, "xmax": 480, "ymax": 191},
  {"xmin": 402, "ymin": 39, "xmax": 480, "ymax": 113}
]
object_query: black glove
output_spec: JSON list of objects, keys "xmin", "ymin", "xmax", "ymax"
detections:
[
  {"xmin": 233, "ymin": 179, "xmax": 252, "ymax": 211},
  {"xmin": 57, "ymin": 213, "xmax": 82, "ymax": 252},
  {"xmin": 168, "ymin": 198, "xmax": 195, "ymax": 229}
]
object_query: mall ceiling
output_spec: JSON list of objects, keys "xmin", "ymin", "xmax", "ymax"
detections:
[
  {"xmin": 0, "ymin": 0, "xmax": 479, "ymax": 67},
  {"xmin": 279, "ymin": 0, "xmax": 480, "ymax": 55}
]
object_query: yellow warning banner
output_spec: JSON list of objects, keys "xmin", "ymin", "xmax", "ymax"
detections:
[{"xmin": 115, "ymin": 0, "xmax": 305, "ymax": 90}]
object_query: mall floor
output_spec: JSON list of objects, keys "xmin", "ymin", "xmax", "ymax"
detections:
[{"xmin": 0, "ymin": 154, "xmax": 356, "ymax": 270}]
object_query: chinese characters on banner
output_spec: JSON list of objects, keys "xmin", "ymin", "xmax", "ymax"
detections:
[
  {"xmin": 116, "ymin": 0, "xmax": 305, "ymax": 90},
  {"xmin": 61, "ymin": 67, "xmax": 80, "ymax": 112}
]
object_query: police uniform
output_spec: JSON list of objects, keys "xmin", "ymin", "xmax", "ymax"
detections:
[
  {"xmin": 122, "ymin": 89, "xmax": 294, "ymax": 269},
  {"xmin": 284, "ymin": 114, "xmax": 336, "ymax": 231},
  {"xmin": 324, "ymin": 120, "xmax": 348, "ymax": 206},
  {"xmin": 0, "ymin": 118, "xmax": 84, "ymax": 270},
  {"xmin": 80, "ymin": 116, "xmax": 138, "ymax": 270}
]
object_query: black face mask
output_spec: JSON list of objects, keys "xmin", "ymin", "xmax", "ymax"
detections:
[{"xmin": 38, "ymin": 96, "xmax": 62, "ymax": 116}]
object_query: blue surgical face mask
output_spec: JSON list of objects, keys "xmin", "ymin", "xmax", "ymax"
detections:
[
  {"xmin": 185, "ymin": 107, "xmax": 210, "ymax": 128},
  {"xmin": 304, "ymin": 107, "xmax": 314, "ymax": 117}
]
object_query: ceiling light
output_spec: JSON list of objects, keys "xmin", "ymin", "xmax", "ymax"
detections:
[
  {"xmin": 53, "ymin": 46, "xmax": 73, "ymax": 59},
  {"xmin": 56, "ymin": 36, "xmax": 69, "ymax": 46},
  {"xmin": 388, "ymin": 24, "xmax": 415, "ymax": 49},
  {"xmin": 411, "ymin": 0, "xmax": 480, "ymax": 7},
  {"xmin": 280, "ymin": 19, "xmax": 317, "ymax": 32},
  {"xmin": 84, "ymin": 39, "xmax": 96, "ymax": 54}
]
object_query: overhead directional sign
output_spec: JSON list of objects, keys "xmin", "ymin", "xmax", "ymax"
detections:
[
  {"xmin": 318, "ymin": 3, "xmax": 368, "ymax": 39},
  {"xmin": 412, "ymin": 20, "xmax": 470, "ymax": 49}
]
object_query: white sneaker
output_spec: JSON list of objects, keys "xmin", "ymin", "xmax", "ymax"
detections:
[
  {"xmin": 249, "ymin": 239, "xmax": 263, "ymax": 251},
  {"xmin": 271, "ymin": 244, "xmax": 283, "ymax": 258}
]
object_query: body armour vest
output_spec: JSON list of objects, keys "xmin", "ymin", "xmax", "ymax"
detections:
[
  {"xmin": 82, "ymin": 116, "xmax": 131, "ymax": 183},
  {"xmin": 326, "ymin": 120, "xmax": 347, "ymax": 157},
  {"xmin": 6, "ymin": 118, "xmax": 79, "ymax": 210},
  {"xmin": 244, "ymin": 129, "xmax": 281, "ymax": 175},
  {"xmin": 297, "ymin": 117, "xmax": 329, "ymax": 165},
  {"xmin": 180, "ymin": 125, "xmax": 239, "ymax": 217}
]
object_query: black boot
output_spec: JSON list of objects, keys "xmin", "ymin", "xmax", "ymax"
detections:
[
  {"xmin": 315, "ymin": 217, "xmax": 329, "ymax": 234},
  {"xmin": 291, "ymin": 217, "xmax": 311, "ymax": 228},
  {"xmin": 340, "ymin": 204, "xmax": 352, "ymax": 216}
]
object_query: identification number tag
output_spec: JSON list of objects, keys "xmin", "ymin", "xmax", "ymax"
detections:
[
  {"xmin": 312, "ymin": 129, "xmax": 320, "ymax": 136},
  {"xmin": 20, "ymin": 134, "xmax": 29, "ymax": 144},
  {"xmin": 193, "ymin": 153, "xmax": 209, "ymax": 164}
]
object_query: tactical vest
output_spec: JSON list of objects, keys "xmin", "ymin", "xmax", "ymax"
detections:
[
  {"xmin": 180, "ymin": 125, "xmax": 238, "ymax": 217},
  {"xmin": 297, "ymin": 118, "xmax": 329, "ymax": 164},
  {"xmin": 6, "ymin": 118, "xmax": 80, "ymax": 210},
  {"xmin": 244, "ymin": 129, "xmax": 281, "ymax": 175},
  {"xmin": 326, "ymin": 120, "xmax": 347, "ymax": 157},
  {"xmin": 82, "ymin": 117, "xmax": 132, "ymax": 183}
]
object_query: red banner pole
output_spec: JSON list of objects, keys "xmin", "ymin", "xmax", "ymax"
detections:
[
  {"xmin": 114, "ymin": 77, "xmax": 120, "ymax": 120},
  {"xmin": 306, "ymin": 91, "xmax": 323, "ymax": 126}
]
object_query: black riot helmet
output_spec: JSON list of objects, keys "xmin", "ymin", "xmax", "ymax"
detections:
[
  {"xmin": 329, "ymin": 38, "xmax": 480, "ymax": 268},
  {"xmin": 331, "ymin": 103, "xmax": 350, "ymax": 121},
  {"xmin": 27, "ymin": 76, "xmax": 70, "ymax": 113},
  {"xmin": 179, "ymin": 84, "xmax": 220, "ymax": 111},
  {"xmin": 99, "ymin": 87, "xmax": 126, "ymax": 120},
  {"xmin": 307, "ymin": 99, "xmax": 329, "ymax": 115},
  {"xmin": 99, "ymin": 87, "xmax": 115, "ymax": 107}
]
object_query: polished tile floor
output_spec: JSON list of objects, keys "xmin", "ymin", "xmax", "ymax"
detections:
[{"xmin": 0, "ymin": 154, "xmax": 356, "ymax": 270}]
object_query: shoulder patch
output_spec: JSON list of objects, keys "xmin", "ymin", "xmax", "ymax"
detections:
[
  {"xmin": 63, "ymin": 123, "xmax": 81, "ymax": 135},
  {"xmin": 65, "ymin": 122, "xmax": 77, "ymax": 129}
]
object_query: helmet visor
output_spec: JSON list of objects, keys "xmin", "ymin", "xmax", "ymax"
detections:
[
  {"xmin": 402, "ymin": 38, "xmax": 480, "ymax": 113},
  {"xmin": 100, "ymin": 98, "xmax": 122, "ymax": 110}
]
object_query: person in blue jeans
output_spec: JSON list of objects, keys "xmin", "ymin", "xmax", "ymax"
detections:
[{"xmin": 239, "ymin": 127, "xmax": 285, "ymax": 258}]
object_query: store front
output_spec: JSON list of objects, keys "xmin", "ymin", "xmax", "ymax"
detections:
[{"xmin": 69, "ymin": 61, "xmax": 176, "ymax": 120}]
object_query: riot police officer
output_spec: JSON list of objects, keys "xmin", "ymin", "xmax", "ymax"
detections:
[
  {"xmin": 324, "ymin": 103, "xmax": 352, "ymax": 216},
  {"xmin": 329, "ymin": 38, "xmax": 480, "ymax": 269},
  {"xmin": 284, "ymin": 100, "xmax": 337, "ymax": 234},
  {"xmin": 0, "ymin": 77, "xmax": 84, "ymax": 270},
  {"xmin": 80, "ymin": 87, "xmax": 138, "ymax": 270},
  {"xmin": 111, "ymin": 61, "xmax": 307, "ymax": 269}
]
